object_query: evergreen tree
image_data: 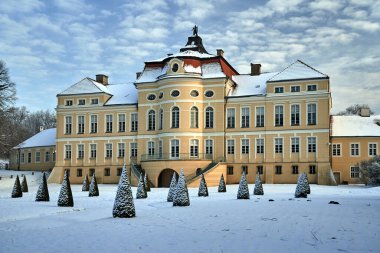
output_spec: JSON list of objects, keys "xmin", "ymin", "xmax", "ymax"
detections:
[
  {"xmin": 11, "ymin": 175, "xmax": 22, "ymax": 198},
  {"xmin": 36, "ymin": 172, "xmax": 49, "ymax": 201},
  {"xmin": 253, "ymin": 172, "xmax": 264, "ymax": 195},
  {"xmin": 113, "ymin": 164, "xmax": 135, "ymax": 218},
  {"xmin": 304, "ymin": 173, "xmax": 311, "ymax": 194},
  {"xmin": 21, "ymin": 175, "xmax": 28, "ymax": 192},
  {"xmin": 89, "ymin": 173, "xmax": 99, "ymax": 197},
  {"xmin": 82, "ymin": 174, "xmax": 89, "ymax": 191},
  {"xmin": 173, "ymin": 169, "xmax": 190, "ymax": 206},
  {"xmin": 198, "ymin": 174, "xmax": 209, "ymax": 197},
  {"xmin": 57, "ymin": 170, "xmax": 74, "ymax": 207},
  {"xmin": 295, "ymin": 173, "xmax": 308, "ymax": 198},
  {"xmin": 218, "ymin": 174, "xmax": 226, "ymax": 192},
  {"xmin": 237, "ymin": 171, "xmax": 250, "ymax": 199},
  {"xmin": 136, "ymin": 173, "xmax": 147, "ymax": 199},
  {"xmin": 144, "ymin": 172, "xmax": 151, "ymax": 192},
  {"xmin": 167, "ymin": 172, "xmax": 177, "ymax": 202}
]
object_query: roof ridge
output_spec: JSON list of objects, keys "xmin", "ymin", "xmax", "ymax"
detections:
[{"xmin": 296, "ymin": 60, "xmax": 328, "ymax": 78}]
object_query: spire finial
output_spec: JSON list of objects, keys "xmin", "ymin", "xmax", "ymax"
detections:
[{"xmin": 192, "ymin": 25, "xmax": 198, "ymax": 36}]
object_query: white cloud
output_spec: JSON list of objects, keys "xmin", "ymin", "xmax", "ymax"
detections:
[
  {"xmin": 267, "ymin": 0, "xmax": 304, "ymax": 14},
  {"xmin": 309, "ymin": 0, "xmax": 345, "ymax": 12},
  {"xmin": 0, "ymin": 0, "xmax": 44, "ymax": 13},
  {"xmin": 337, "ymin": 19, "xmax": 380, "ymax": 32},
  {"xmin": 53, "ymin": 0, "xmax": 92, "ymax": 13}
]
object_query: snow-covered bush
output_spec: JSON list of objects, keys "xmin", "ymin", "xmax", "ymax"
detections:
[
  {"xmin": 295, "ymin": 173, "xmax": 308, "ymax": 198},
  {"xmin": 144, "ymin": 172, "xmax": 151, "ymax": 192},
  {"xmin": 82, "ymin": 175, "xmax": 89, "ymax": 191},
  {"xmin": 304, "ymin": 173, "xmax": 310, "ymax": 194},
  {"xmin": 218, "ymin": 174, "xmax": 226, "ymax": 192},
  {"xmin": 198, "ymin": 174, "xmax": 208, "ymax": 197},
  {"xmin": 253, "ymin": 172, "xmax": 264, "ymax": 195},
  {"xmin": 237, "ymin": 171, "xmax": 250, "ymax": 199},
  {"xmin": 173, "ymin": 169, "xmax": 190, "ymax": 206},
  {"xmin": 36, "ymin": 172, "xmax": 49, "ymax": 201},
  {"xmin": 167, "ymin": 172, "xmax": 177, "ymax": 202},
  {"xmin": 136, "ymin": 173, "xmax": 147, "ymax": 199},
  {"xmin": 11, "ymin": 175, "xmax": 22, "ymax": 198},
  {"xmin": 57, "ymin": 170, "xmax": 74, "ymax": 207},
  {"xmin": 359, "ymin": 156, "xmax": 380, "ymax": 186},
  {"xmin": 113, "ymin": 165, "xmax": 135, "ymax": 218},
  {"xmin": 89, "ymin": 173, "xmax": 99, "ymax": 197},
  {"xmin": 21, "ymin": 175, "xmax": 28, "ymax": 192}
]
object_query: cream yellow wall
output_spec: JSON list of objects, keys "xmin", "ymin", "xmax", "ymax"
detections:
[{"xmin": 9, "ymin": 146, "xmax": 56, "ymax": 171}]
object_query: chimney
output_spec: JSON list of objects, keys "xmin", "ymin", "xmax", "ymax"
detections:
[
  {"xmin": 250, "ymin": 63, "xmax": 261, "ymax": 76},
  {"xmin": 216, "ymin": 49, "xmax": 224, "ymax": 57},
  {"xmin": 96, "ymin": 74, "xmax": 108, "ymax": 85},
  {"xmin": 359, "ymin": 108, "xmax": 370, "ymax": 117},
  {"xmin": 136, "ymin": 72, "xmax": 142, "ymax": 80}
]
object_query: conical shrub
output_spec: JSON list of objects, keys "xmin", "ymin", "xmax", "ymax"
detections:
[
  {"xmin": 173, "ymin": 169, "xmax": 190, "ymax": 206},
  {"xmin": 144, "ymin": 172, "xmax": 151, "ymax": 192},
  {"xmin": 253, "ymin": 172, "xmax": 264, "ymax": 195},
  {"xmin": 11, "ymin": 175, "xmax": 22, "ymax": 198},
  {"xmin": 295, "ymin": 173, "xmax": 308, "ymax": 198},
  {"xmin": 82, "ymin": 175, "xmax": 89, "ymax": 191},
  {"xmin": 237, "ymin": 171, "xmax": 250, "ymax": 199},
  {"xmin": 21, "ymin": 175, "xmax": 28, "ymax": 192},
  {"xmin": 136, "ymin": 173, "xmax": 147, "ymax": 199},
  {"xmin": 167, "ymin": 172, "xmax": 177, "ymax": 202},
  {"xmin": 218, "ymin": 174, "xmax": 226, "ymax": 192},
  {"xmin": 113, "ymin": 164, "xmax": 135, "ymax": 218},
  {"xmin": 89, "ymin": 173, "xmax": 99, "ymax": 197},
  {"xmin": 198, "ymin": 174, "xmax": 209, "ymax": 197},
  {"xmin": 36, "ymin": 172, "xmax": 49, "ymax": 201},
  {"xmin": 304, "ymin": 172, "xmax": 311, "ymax": 194},
  {"xmin": 57, "ymin": 170, "xmax": 74, "ymax": 207}
]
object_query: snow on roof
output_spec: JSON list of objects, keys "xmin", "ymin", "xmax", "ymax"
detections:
[
  {"xmin": 59, "ymin": 78, "xmax": 110, "ymax": 95},
  {"xmin": 150, "ymin": 50, "xmax": 216, "ymax": 62},
  {"xmin": 105, "ymin": 84, "xmax": 138, "ymax": 105},
  {"xmin": 331, "ymin": 115, "xmax": 380, "ymax": 137},
  {"xmin": 230, "ymin": 72, "xmax": 277, "ymax": 97},
  {"xmin": 136, "ymin": 67, "xmax": 166, "ymax": 83},
  {"xmin": 268, "ymin": 60, "xmax": 328, "ymax": 82},
  {"xmin": 201, "ymin": 62, "xmax": 225, "ymax": 78},
  {"xmin": 184, "ymin": 64, "xmax": 201, "ymax": 74},
  {"xmin": 15, "ymin": 128, "xmax": 56, "ymax": 149}
]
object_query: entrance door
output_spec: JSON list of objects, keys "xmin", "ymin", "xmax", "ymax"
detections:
[
  {"xmin": 333, "ymin": 172, "xmax": 341, "ymax": 185},
  {"xmin": 158, "ymin": 168, "xmax": 178, "ymax": 187}
]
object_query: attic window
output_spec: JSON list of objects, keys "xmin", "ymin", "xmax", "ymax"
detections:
[
  {"xmin": 172, "ymin": 63, "xmax": 179, "ymax": 72},
  {"xmin": 205, "ymin": 90, "xmax": 214, "ymax": 97},
  {"xmin": 91, "ymin": 98, "xmax": 99, "ymax": 105},
  {"xmin": 147, "ymin": 94, "xmax": 156, "ymax": 101},
  {"xmin": 171, "ymin": 90, "xmax": 180, "ymax": 97},
  {"xmin": 65, "ymin": 100, "xmax": 73, "ymax": 106},
  {"xmin": 78, "ymin": 99, "xmax": 85, "ymax": 105},
  {"xmin": 307, "ymin": 84, "xmax": 317, "ymax": 91},
  {"xmin": 190, "ymin": 90, "xmax": 199, "ymax": 97}
]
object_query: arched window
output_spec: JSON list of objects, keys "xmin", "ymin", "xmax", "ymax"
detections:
[
  {"xmin": 159, "ymin": 109, "xmax": 163, "ymax": 130},
  {"xmin": 171, "ymin": 107, "xmax": 180, "ymax": 128},
  {"xmin": 190, "ymin": 106, "xmax": 199, "ymax": 128},
  {"xmin": 148, "ymin": 110, "xmax": 155, "ymax": 131},
  {"xmin": 205, "ymin": 107, "xmax": 214, "ymax": 128}
]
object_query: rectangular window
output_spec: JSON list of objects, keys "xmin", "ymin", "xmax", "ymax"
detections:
[
  {"xmin": 170, "ymin": 139, "xmax": 179, "ymax": 158},
  {"xmin": 241, "ymin": 139, "xmax": 249, "ymax": 154},
  {"xmin": 131, "ymin": 142, "xmax": 138, "ymax": 157},
  {"xmin": 77, "ymin": 144, "xmax": 84, "ymax": 159},
  {"xmin": 275, "ymin": 105, "xmax": 284, "ymax": 126},
  {"xmin": 227, "ymin": 108, "xmax": 235, "ymax": 128},
  {"xmin": 105, "ymin": 168, "xmax": 110, "ymax": 176},
  {"xmin": 45, "ymin": 151, "xmax": 50, "ymax": 162},
  {"xmin": 369, "ymin": 143, "xmax": 377, "ymax": 156},
  {"xmin": 78, "ymin": 99, "xmax": 85, "ymax": 105},
  {"xmin": 307, "ymin": 84, "xmax": 317, "ymax": 91},
  {"xmin": 241, "ymin": 107, "xmax": 250, "ymax": 128},
  {"xmin": 256, "ymin": 138, "xmax": 264, "ymax": 154},
  {"xmin": 21, "ymin": 153, "xmax": 25, "ymax": 163},
  {"xmin": 27, "ymin": 152, "xmax": 32, "ymax": 163},
  {"xmin": 131, "ymin": 113, "xmax": 138, "ymax": 132},
  {"xmin": 190, "ymin": 139, "xmax": 199, "ymax": 157},
  {"xmin": 292, "ymin": 165, "xmax": 299, "ymax": 174},
  {"xmin": 242, "ymin": 165, "xmax": 248, "ymax": 174},
  {"xmin": 53, "ymin": 151, "xmax": 56, "ymax": 162},
  {"xmin": 65, "ymin": 116, "xmax": 72, "ymax": 134},
  {"xmin": 291, "ymin": 104, "xmax": 300, "ymax": 126},
  {"xmin": 291, "ymin": 86, "xmax": 300, "ymax": 92},
  {"xmin": 117, "ymin": 168, "xmax": 122, "ymax": 176},
  {"xmin": 291, "ymin": 137, "xmax": 300, "ymax": 153},
  {"xmin": 307, "ymin": 104, "xmax": 317, "ymax": 125},
  {"xmin": 90, "ymin": 144, "xmax": 97, "ymax": 158},
  {"xmin": 65, "ymin": 145, "xmax": 71, "ymax": 159},
  {"xmin": 227, "ymin": 166, "xmax": 234, "ymax": 175},
  {"xmin": 308, "ymin": 137, "xmax": 316, "ymax": 153},
  {"xmin": 118, "ymin": 143, "xmax": 125, "ymax": 158},
  {"xmin": 205, "ymin": 139, "xmax": 213, "ymax": 155},
  {"xmin": 148, "ymin": 141, "xmax": 155, "ymax": 156},
  {"xmin": 91, "ymin": 98, "xmax": 98, "ymax": 105},
  {"xmin": 309, "ymin": 165, "xmax": 317, "ymax": 174},
  {"xmin": 106, "ymin": 115, "xmax": 113, "ymax": 133},
  {"xmin": 351, "ymin": 143, "xmax": 360, "ymax": 156},
  {"xmin": 65, "ymin": 169, "xmax": 70, "ymax": 177},
  {"xmin": 275, "ymin": 87, "xmax": 284, "ymax": 93},
  {"xmin": 105, "ymin": 143, "xmax": 112, "ymax": 158},
  {"xmin": 227, "ymin": 139, "xmax": 235, "ymax": 154},
  {"xmin": 78, "ymin": 115, "xmax": 85, "ymax": 134},
  {"xmin": 35, "ymin": 151, "xmax": 40, "ymax": 162},
  {"xmin": 89, "ymin": 168, "xmax": 95, "ymax": 176},
  {"xmin": 257, "ymin": 166, "xmax": 263, "ymax": 175},
  {"xmin": 332, "ymin": 144, "xmax": 341, "ymax": 156},
  {"xmin": 77, "ymin": 169, "xmax": 82, "ymax": 177},
  {"xmin": 350, "ymin": 166, "xmax": 360, "ymax": 178},
  {"xmin": 118, "ymin": 114, "xmax": 126, "ymax": 132},
  {"xmin": 91, "ymin": 115, "xmax": 98, "ymax": 133},
  {"xmin": 256, "ymin": 107, "xmax": 265, "ymax": 127},
  {"xmin": 158, "ymin": 140, "xmax": 163, "ymax": 159},
  {"xmin": 65, "ymin": 100, "xmax": 73, "ymax": 106},
  {"xmin": 275, "ymin": 166, "xmax": 282, "ymax": 175},
  {"xmin": 275, "ymin": 138, "xmax": 283, "ymax": 153}
]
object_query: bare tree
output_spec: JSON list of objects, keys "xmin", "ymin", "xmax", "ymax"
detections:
[
  {"xmin": 0, "ymin": 60, "xmax": 16, "ymax": 110},
  {"xmin": 336, "ymin": 104, "xmax": 374, "ymax": 116}
]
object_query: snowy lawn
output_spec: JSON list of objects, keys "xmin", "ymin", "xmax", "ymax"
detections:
[{"xmin": 0, "ymin": 170, "xmax": 379, "ymax": 253}]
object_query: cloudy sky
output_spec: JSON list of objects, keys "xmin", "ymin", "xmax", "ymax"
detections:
[{"xmin": 1, "ymin": 0, "xmax": 379, "ymax": 113}]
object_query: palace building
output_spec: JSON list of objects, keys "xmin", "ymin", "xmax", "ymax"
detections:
[{"xmin": 10, "ymin": 30, "xmax": 380, "ymax": 187}]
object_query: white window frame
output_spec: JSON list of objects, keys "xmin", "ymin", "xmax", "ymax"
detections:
[
  {"xmin": 77, "ymin": 115, "xmax": 85, "ymax": 134},
  {"xmin": 274, "ymin": 105, "xmax": 284, "ymax": 127},
  {"xmin": 105, "ymin": 114, "xmax": 113, "ymax": 133},
  {"xmin": 241, "ymin": 138, "xmax": 249, "ymax": 154},
  {"xmin": 130, "ymin": 113, "xmax": 138, "ymax": 132},
  {"xmin": 290, "ymin": 104, "xmax": 300, "ymax": 126},
  {"xmin": 307, "ymin": 103, "xmax": 317, "ymax": 125},
  {"xmin": 241, "ymin": 107, "xmax": 250, "ymax": 128},
  {"xmin": 90, "ymin": 144, "xmax": 97, "ymax": 158},
  {"xmin": 118, "ymin": 114, "xmax": 126, "ymax": 132},
  {"xmin": 369, "ymin": 143, "xmax": 378, "ymax": 157},
  {"xmin": 332, "ymin": 143, "xmax": 342, "ymax": 157},
  {"xmin": 274, "ymin": 137, "xmax": 283, "ymax": 153},
  {"xmin": 118, "ymin": 143, "xmax": 125, "ymax": 158},
  {"xmin": 350, "ymin": 166, "xmax": 360, "ymax": 178},
  {"xmin": 226, "ymin": 108, "xmax": 236, "ymax": 128},
  {"xmin": 350, "ymin": 143, "xmax": 360, "ymax": 157},
  {"xmin": 255, "ymin": 106, "xmax": 265, "ymax": 127},
  {"xmin": 189, "ymin": 139, "xmax": 199, "ymax": 158},
  {"xmin": 77, "ymin": 144, "xmax": 84, "ymax": 159}
]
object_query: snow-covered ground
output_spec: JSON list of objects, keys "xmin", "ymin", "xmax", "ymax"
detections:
[{"xmin": 0, "ymin": 170, "xmax": 379, "ymax": 253}]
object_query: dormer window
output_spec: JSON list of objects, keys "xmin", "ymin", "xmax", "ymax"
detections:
[
  {"xmin": 172, "ymin": 63, "xmax": 179, "ymax": 72},
  {"xmin": 65, "ymin": 100, "xmax": 73, "ymax": 106},
  {"xmin": 307, "ymin": 84, "xmax": 317, "ymax": 91},
  {"xmin": 275, "ymin": 87, "xmax": 284, "ymax": 93},
  {"xmin": 78, "ymin": 99, "xmax": 85, "ymax": 105},
  {"xmin": 91, "ymin": 98, "xmax": 99, "ymax": 105},
  {"xmin": 291, "ymin": 86, "xmax": 300, "ymax": 92}
]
